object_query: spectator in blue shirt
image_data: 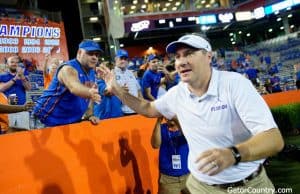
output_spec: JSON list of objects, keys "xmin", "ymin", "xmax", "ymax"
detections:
[
  {"xmin": 32, "ymin": 40, "xmax": 101, "ymax": 127},
  {"xmin": 151, "ymin": 117, "xmax": 190, "ymax": 194},
  {"xmin": 0, "ymin": 55, "xmax": 31, "ymax": 105},
  {"xmin": 270, "ymin": 73, "xmax": 282, "ymax": 93},
  {"xmin": 264, "ymin": 55, "xmax": 271, "ymax": 65},
  {"xmin": 93, "ymin": 79, "xmax": 123, "ymax": 119},
  {"xmin": 296, "ymin": 70, "xmax": 300, "ymax": 89},
  {"xmin": 245, "ymin": 66, "xmax": 259, "ymax": 87},
  {"xmin": 142, "ymin": 54, "xmax": 166, "ymax": 101},
  {"xmin": 268, "ymin": 64, "xmax": 279, "ymax": 75},
  {"xmin": 94, "ymin": 61, "xmax": 123, "ymax": 119}
]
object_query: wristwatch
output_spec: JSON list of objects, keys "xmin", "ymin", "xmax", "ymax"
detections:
[{"xmin": 230, "ymin": 146, "xmax": 241, "ymax": 165}]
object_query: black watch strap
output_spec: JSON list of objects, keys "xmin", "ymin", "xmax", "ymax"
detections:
[{"xmin": 230, "ymin": 146, "xmax": 241, "ymax": 165}]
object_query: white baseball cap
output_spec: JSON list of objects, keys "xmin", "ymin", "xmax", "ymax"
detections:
[{"xmin": 166, "ymin": 34, "xmax": 212, "ymax": 54}]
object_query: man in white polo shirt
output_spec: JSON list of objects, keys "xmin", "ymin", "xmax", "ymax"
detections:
[
  {"xmin": 99, "ymin": 34, "xmax": 284, "ymax": 193},
  {"xmin": 114, "ymin": 49, "xmax": 142, "ymax": 115}
]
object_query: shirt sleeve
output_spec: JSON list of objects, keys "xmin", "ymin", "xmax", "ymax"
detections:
[
  {"xmin": 154, "ymin": 86, "xmax": 177, "ymax": 119},
  {"xmin": 230, "ymin": 75, "xmax": 278, "ymax": 135}
]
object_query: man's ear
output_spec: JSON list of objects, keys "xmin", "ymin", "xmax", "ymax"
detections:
[
  {"xmin": 77, "ymin": 49, "xmax": 83, "ymax": 56},
  {"xmin": 206, "ymin": 51, "xmax": 213, "ymax": 61}
]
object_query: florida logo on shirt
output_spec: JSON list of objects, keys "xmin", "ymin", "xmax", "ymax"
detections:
[{"xmin": 211, "ymin": 104, "xmax": 228, "ymax": 112}]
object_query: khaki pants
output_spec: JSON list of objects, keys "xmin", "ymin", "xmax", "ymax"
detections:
[
  {"xmin": 158, "ymin": 173, "xmax": 190, "ymax": 194},
  {"xmin": 186, "ymin": 168, "xmax": 275, "ymax": 194}
]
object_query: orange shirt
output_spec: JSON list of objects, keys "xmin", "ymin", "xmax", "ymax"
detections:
[
  {"xmin": 0, "ymin": 93, "xmax": 8, "ymax": 132},
  {"xmin": 43, "ymin": 73, "xmax": 54, "ymax": 89}
]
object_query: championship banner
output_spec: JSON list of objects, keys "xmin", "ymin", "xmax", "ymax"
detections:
[{"xmin": 0, "ymin": 16, "xmax": 69, "ymax": 71}]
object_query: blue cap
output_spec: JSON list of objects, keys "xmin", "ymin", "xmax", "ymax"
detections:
[
  {"xmin": 79, "ymin": 40, "xmax": 103, "ymax": 52},
  {"xmin": 148, "ymin": 54, "xmax": 158, "ymax": 61},
  {"xmin": 116, "ymin": 49, "xmax": 129, "ymax": 58}
]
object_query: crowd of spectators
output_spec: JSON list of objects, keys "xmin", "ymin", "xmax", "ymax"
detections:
[
  {"xmin": 210, "ymin": 51, "xmax": 298, "ymax": 95},
  {"xmin": 0, "ymin": 8, "xmax": 49, "ymax": 25}
]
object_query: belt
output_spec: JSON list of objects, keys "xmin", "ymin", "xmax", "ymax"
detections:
[
  {"xmin": 211, "ymin": 165, "xmax": 263, "ymax": 189},
  {"xmin": 123, "ymin": 112, "xmax": 137, "ymax": 116}
]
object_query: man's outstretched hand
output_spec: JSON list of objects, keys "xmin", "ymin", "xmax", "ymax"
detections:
[
  {"xmin": 88, "ymin": 84, "xmax": 101, "ymax": 104},
  {"xmin": 96, "ymin": 65, "xmax": 118, "ymax": 93}
]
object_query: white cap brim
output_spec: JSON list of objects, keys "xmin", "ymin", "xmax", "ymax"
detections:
[{"xmin": 166, "ymin": 34, "xmax": 212, "ymax": 54}]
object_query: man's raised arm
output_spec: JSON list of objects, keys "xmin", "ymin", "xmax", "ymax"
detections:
[{"xmin": 98, "ymin": 65, "xmax": 161, "ymax": 118}]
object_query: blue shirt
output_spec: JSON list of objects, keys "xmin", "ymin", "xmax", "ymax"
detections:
[
  {"xmin": 0, "ymin": 71, "xmax": 29, "ymax": 105},
  {"xmin": 270, "ymin": 76, "xmax": 282, "ymax": 92},
  {"xmin": 142, "ymin": 70, "xmax": 162, "ymax": 100},
  {"xmin": 166, "ymin": 73, "xmax": 180, "ymax": 90},
  {"xmin": 265, "ymin": 56, "xmax": 271, "ymax": 65},
  {"xmin": 93, "ymin": 79, "xmax": 123, "ymax": 119},
  {"xmin": 296, "ymin": 71, "xmax": 300, "ymax": 81},
  {"xmin": 245, "ymin": 68, "xmax": 258, "ymax": 80},
  {"xmin": 159, "ymin": 124, "xmax": 189, "ymax": 176},
  {"xmin": 269, "ymin": 65, "xmax": 279, "ymax": 75},
  {"xmin": 33, "ymin": 59, "xmax": 95, "ymax": 126}
]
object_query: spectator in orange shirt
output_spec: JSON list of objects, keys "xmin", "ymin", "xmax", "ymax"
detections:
[
  {"xmin": 43, "ymin": 54, "xmax": 62, "ymax": 89},
  {"xmin": 0, "ymin": 92, "xmax": 34, "ymax": 134}
]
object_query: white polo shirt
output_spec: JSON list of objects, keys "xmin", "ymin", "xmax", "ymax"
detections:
[
  {"xmin": 115, "ymin": 67, "xmax": 141, "ymax": 114},
  {"xmin": 154, "ymin": 69, "xmax": 278, "ymax": 184}
]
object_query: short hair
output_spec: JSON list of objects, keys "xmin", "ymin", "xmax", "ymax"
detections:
[{"xmin": 6, "ymin": 55, "xmax": 19, "ymax": 64}]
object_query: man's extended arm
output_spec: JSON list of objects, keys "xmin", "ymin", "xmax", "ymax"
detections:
[
  {"xmin": 0, "ymin": 102, "xmax": 34, "ymax": 113},
  {"xmin": 98, "ymin": 65, "xmax": 161, "ymax": 118},
  {"xmin": 114, "ymin": 85, "xmax": 160, "ymax": 117},
  {"xmin": 58, "ymin": 66, "xmax": 100, "ymax": 103}
]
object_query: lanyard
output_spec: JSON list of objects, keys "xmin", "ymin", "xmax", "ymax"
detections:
[{"xmin": 167, "ymin": 129, "xmax": 181, "ymax": 155}]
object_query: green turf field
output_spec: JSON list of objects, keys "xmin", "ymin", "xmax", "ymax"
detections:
[{"xmin": 265, "ymin": 135, "xmax": 300, "ymax": 193}]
